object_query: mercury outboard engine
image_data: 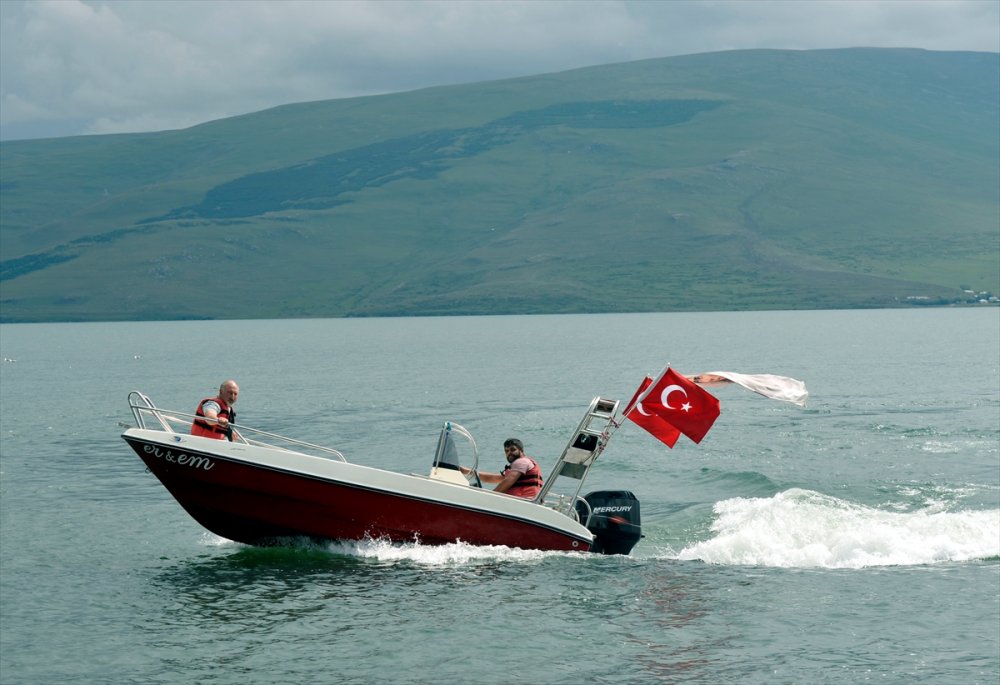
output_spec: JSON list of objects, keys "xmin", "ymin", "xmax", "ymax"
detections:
[{"xmin": 578, "ymin": 490, "xmax": 642, "ymax": 555}]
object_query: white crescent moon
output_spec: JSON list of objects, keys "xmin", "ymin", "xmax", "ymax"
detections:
[
  {"xmin": 660, "ymin": 384, "xmax": 687, "ymax": 409},
  {"xmin": 636, "ymin": 401, "xmax": 652, "ymax": 416}
]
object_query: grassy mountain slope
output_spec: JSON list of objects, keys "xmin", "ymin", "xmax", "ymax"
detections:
[{"xmin": 1, "ymin": 48, "xmax": 997, "ymax": 322}]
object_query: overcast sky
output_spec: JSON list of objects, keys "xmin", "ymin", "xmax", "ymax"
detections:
[{"xmin": 1, "ymin": 0, "xmax": 998, "ymax": 141}]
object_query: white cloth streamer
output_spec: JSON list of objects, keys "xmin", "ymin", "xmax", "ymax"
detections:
[{"xmin": 701, "ymin": 371, "xmax": 809, "ymax": 406}]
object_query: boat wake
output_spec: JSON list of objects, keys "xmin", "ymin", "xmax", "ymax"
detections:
[
  {"xmin": 674, "ymin": 488, "xmax": 1000, "ymax": 569},
  {"xmin": 197, "ymin": 485, "xmax": 999, "ymax": 570},
  {"xmin": 198, "ymin": 531, "xmax": 575, "ymax": 565},
  {"xmin": 324, "ymin": 537, "xmax": 569, "ymax": 565}
]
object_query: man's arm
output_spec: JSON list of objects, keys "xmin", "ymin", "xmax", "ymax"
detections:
[
  {"xmin": 204, "ymin": 409, "xmax": 232, "ymax": 431},
  {"xmin": 459, "ymin": 466, "xmax": 502, "ymax": 484},
  {"xmin": 492, "ymin": 470, "xmax": 521, "ymax": 493}
]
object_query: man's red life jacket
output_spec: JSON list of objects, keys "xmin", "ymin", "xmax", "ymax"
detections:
[
  {"xmin": 503, "ymin": 457, "xmax": 543, "ymax": 499},
  {"xmin": 191, "ymin": 396, "xmax": 235, "ymax": 440}
]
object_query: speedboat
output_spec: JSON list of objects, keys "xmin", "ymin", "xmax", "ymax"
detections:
[{"xmin": 121, "ymin": 392, "xmax": 643, "ymax": 555}]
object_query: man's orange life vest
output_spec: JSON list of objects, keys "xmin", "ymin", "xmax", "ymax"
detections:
[
  {"xmin": 503, "ymin": 457, "xmax": 543, "ymax": 499},
  {"xmin": 191, "ymin": 396, "xmax": 235, "ymax": 440}
]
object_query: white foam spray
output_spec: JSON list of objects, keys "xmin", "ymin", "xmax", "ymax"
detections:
[
  {"xmin": 197, "ymin": 532, "xmax": 560, "ymax": 565},
  {"xmin": 325, "ymin": 537, "xmax": 565, "ymax": 566},
  {"xmin": 675, "ymin": 488, "xmax": 1000, "ymax": 569}
]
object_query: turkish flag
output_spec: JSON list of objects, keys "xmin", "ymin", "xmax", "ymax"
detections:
[
  {"xmin": 624, "ymin": 376, "xmax": 682, "ymax": 448},
  {"xmin": 637, "ymin": 367, "xmax": 721, "ymax": 444}
]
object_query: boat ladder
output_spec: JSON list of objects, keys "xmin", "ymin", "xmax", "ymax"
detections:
[{"xmin": 535, "ymin": 396, "xmax": 620, "ymax": 519}]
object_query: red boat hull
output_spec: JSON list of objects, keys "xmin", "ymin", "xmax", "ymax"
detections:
[{"xmin": 124, "ymin": 434, "xmax": 592, "ymax": 552}]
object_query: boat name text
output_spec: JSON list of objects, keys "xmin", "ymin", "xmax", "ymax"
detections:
[{"xmin": 143, "ymin": 444, "xmax": 215, "ymax": 471}]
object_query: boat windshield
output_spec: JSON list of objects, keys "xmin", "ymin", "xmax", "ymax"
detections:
[{"xmin": 431, "ymin": 421, "xmax": 479, "ymax": 484}]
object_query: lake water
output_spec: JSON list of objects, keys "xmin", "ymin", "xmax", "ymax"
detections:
[{"xmin": 1, "ymin": 309, "xmax": 998, "ymax": 684}]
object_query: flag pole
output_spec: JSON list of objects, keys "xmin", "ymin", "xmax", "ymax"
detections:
[
  {"xmin": 606, "ymin": 366, "xmax": 667, "ymax": 443},
  {"xmin": 615, "ymin": 365, "xmax": 667, "ymax": 424}
]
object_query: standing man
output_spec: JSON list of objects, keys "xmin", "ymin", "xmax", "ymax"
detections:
[
  {"xmin": 191, "ymin": 380, "xmax": 241, "ymax": 441},
  {"xmin": 461, "ymin": 438, "xmax": 543, "ymax": 499}
]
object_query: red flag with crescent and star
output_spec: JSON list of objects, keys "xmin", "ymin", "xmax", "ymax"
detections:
[
  {"xmin": 632, "ymin": 367, "xmax": 721, "ymax": 444},
  {"xmin": 623, "ymin": 376, "xmax": 682, "ymax": 448}
]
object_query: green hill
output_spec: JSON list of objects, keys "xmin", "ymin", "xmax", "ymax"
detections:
[{"xmin": 1, "ymin": 48, "xmax": 997, "ymax": 322}]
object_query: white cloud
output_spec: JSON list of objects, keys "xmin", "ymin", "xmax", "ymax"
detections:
[{"xmin": 1, "ymin": 0, "xmax": 997, "ymax": 140}]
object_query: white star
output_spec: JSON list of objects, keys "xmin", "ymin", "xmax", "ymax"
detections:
[{"xmin": 681, "ymin": 402, "xmax": 692, "ymax": 412}]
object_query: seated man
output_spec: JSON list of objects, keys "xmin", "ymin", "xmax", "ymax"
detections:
[{"xmin": 461, "ymin": 438, "xmax": 543, "ymax": 499}]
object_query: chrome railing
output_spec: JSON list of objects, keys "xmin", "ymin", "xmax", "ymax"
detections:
[
  {"xmin": 126, "ymin": 391, "xmax": 347, "ymax": 462},
  {"xmin": 538, "ymin": 491, "xmax": 592, "ymax": 523}
]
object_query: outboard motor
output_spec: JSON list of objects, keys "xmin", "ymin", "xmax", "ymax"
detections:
[{"xmin": 577, "ymin": 490, "xmax": 642, "ymax": 555}]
